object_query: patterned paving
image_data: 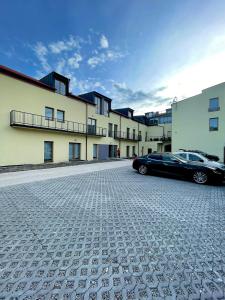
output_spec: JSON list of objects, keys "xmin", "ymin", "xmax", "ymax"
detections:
[{"xmin": 0, "ymin": 167, "xmax": 225, "ymax": 299}]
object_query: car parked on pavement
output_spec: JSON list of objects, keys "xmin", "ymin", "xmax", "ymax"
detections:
[
  {"xmin": 178, "ymin": 149, "xmax": 220, "ymax": 162},
  {"xmin": 174, "ymin": 151, "xmax": 224, "ymax": 169},
  {"xmin": 132, "ymin": 153, "xmax": 225, "ymax": 184}
]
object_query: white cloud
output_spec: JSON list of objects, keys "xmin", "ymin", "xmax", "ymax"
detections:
[
  {"xmin": 49, "ymin": 35, "xmax": 81, "ymax": 54},
  {"xmin": 33, "ymin": 42, "xmax": 51, "ymax": 72},
  {"xmin": 88, "ymin": 50, "xmax": 124, "ymax": 68},
  {"xmin": 100, "ymin": 35, "xmax": 109, "ymax": 49},
  {"xmin": 68, "ymin": 53, "xmax": 82, "ymax": 69},
  {"xmin": 112, "ymin": 81, "xmax": 171, "ymax": 114}
]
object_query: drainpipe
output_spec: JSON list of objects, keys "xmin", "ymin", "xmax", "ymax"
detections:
[
  {"xmin": 119, "ymin": 115, "xmax": 121, "ymax": 153},
  {"xmin": 137, "ymin": 122, "xmax": 139, "ymax": 156},
  {"xmin": 85, "ymin": 103, "xmax": 88, "ymax": 160}
]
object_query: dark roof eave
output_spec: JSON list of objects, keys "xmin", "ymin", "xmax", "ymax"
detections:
[
  {"xmin": 110, "ymin": 109, "xmax": 146, "ymax": 125},
  {"xmin": 0, "ymin": 65, "xmax": 55, "ymax": 92}
]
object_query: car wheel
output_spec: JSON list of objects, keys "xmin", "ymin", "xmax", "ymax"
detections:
[
  {"xmin": 138, "ymin": 165, "xmax": 148, "ymax": 175},
  {"xmin": 193, "ymin": 171, "xmax": 208, "ymax": 184}
]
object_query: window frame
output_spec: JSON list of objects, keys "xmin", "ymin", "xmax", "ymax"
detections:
[
  {"xmin": 57, "ymin": 109, "xmax": 65, "ymax": 123},
  {"xmin": 45, "ymin": 107, "xmax": 54, "ymax": 121},
  {"xmin": 55, "ymin": 79, "xmax": 66, "ymax": 95},
  {"xmin": 44, "ymin": 141, "xmax": 53, "ymax": 162},
  {"xmin": 209, "ymin": 117, "xmax": 219, "ymax": 131},
  {"xmin": 209, "ymin": 97, "xmax": 220, "ymax": 112},
  {"xmin": 108, "ymin": 123, "xmax": 113, "ymax": 137}
]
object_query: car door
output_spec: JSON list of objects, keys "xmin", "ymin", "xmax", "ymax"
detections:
[
  {"xmin": 162, "ymin": 154, "xmax": 185, "ymax": 176},
  {"xmin": 147, "ymin": 154, "xmax": 164, "ymax": 173}
]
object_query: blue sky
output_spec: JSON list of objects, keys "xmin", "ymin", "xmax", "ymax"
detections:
[{"xmin": 1, "ymin": 0, "xmax": 225, "ymax": 114}]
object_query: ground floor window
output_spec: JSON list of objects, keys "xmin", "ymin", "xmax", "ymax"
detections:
[
  {"xmin": 44, "ymin": 141, "xmax": 53, "ymax": 162},
  {"xmin": 69, "ymin": 143, "xmax": 81, "ymax": 160},
  {"xmin": 164, "ymin": 144, "xmax": 171, "ymax": 152},
  {"xmin": 148, "ymin": 148, "xmax": 152, "ymax": 154},
  {"xmin": 93, "ymin": 144, "xmax": 98, "ymax": 159},
  {"xmin": 126, "ymin": 146, "xmax": 130, "ymax": 158},
  {"xmin": 142, "ymin": 146, "xmax": 144, "ymax": 156},
  {"xmin": 109, "ymin": 145, "xmax": 117, "ymax": 158},
  {"xmin": 132, "ymin": 146, "xmax": 136, "ymax": 156}
]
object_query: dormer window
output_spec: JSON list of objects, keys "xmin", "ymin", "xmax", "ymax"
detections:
[
  {"xmin": 128, "ymin": 111, "xmax": 132, "ymax": 118},
  {"xmin": 55, "ymin": 79, "xmax": 66, "ymax": 95},
  {"xmin": 94, "ymin": 96, "xmax": 109, "ymax": 116}
]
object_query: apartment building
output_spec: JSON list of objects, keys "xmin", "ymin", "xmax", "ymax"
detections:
[
  {"xmin": 172, "ymin": 82, "xmax": 225, "ymax": 162},
  {"xmin": 0, "ymin": 65, "xmax": 171, "ymax": 166}
]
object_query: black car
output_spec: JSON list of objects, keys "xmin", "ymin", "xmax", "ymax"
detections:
[{"xmin": 132, "ymin": 153, "xmax": 225, "ymax": 184}]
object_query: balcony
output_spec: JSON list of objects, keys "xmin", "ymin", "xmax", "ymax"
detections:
[
  {"xmin": 146, "ymin": 134, "xmax": 171, "ymax": 142},
  {"xmin": 113, "ymin": 131, "xmax": 140, "ymax": 141},
  {"xmin": 10, "ymin": 110, "xmax": 107, "ymax": 137}
]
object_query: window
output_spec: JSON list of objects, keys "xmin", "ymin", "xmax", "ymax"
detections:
[
  {"xmin": 103, "ymin": 100, "xmax": 109, "ymax": 116},
  {"xmin": 176, "ymin": 153, "xmax": 187, "ymax": 160},
  {"xmin": 114, "ymin": 124, "xmax": 118, "ymax": 138},
  {"xmin": 45, "ymin": 107, "xmax": 54, "ymax": 120},
  {"xmin": 128, "ymin": 111, "xmax": 132, "ymax": 118},
  {"xmin": 88, "ymin": 118, "xmax": 96, "ymax": 134},
  {"xmin": 209, "ymin": 117, "xmax": 218, "ymax": 131},
  {"xmin": 148, "ymin": 154, "xmax": 162, "ymax": 160},
  {"xmin": 69, "ymin": 143, "xmax": 81, "ymax": 160},
  {"xmin": 93, "ymin": 144, "xmax": 98, "ymax": 159},
  {"xmin": 57, "ymin": 110, "xmax": 64, "ymax": 122},
  {"xmin": 141, "ymin": 146, "xmax": 144, "ymax": 156},
  {"xmin": 94, "ymin": 96, "xmax": 109, "ymax": 116},
  {"xmin": 55, "ymin": 80, "xmax": 66, "ymax": 95},
  {"xmin": 126, "ymin": 146, "xmax": 130, "ymax": 158},
  {"xmin": 133, "ymin": 129, "xmax": 136, "ymax": 140},
  {"xmin": 209, "ymin": 98, "xmax": 219, "ymax": 112},
  {"xmin": 95, "ymin": 96, "xmax": 101, "ymax": 114},
  {"xmin": 108, "ymin": 123, "xmax": 113, "ymax": 137},
  {"xmin": 145, "ymin": 132, "xmax": 148, "ymax": 142},
  {"xmin": 132, "ymin": 146, "xmax": 136, "ymax": 155},
  {"xmin": 127, "ymin": 128, "xmax": 130, "ymax": 139},
  {"xmin": 188, "ymin": 154, "xmax": 203, "ymax": 162},
  {"xmin": 44, "ymin": 141, "xmax": 53, "ymax": 162}
]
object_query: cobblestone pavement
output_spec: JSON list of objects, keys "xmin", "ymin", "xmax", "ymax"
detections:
[{"xmin": 0, "ymin": 166, "xmax": 225, "ymax": 300}]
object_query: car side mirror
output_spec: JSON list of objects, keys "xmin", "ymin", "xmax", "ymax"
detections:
[{"xmin": 199, "ymin": 159, "xmax": 204, "ymax": 162}]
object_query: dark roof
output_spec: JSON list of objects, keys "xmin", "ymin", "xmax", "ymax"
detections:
[
  {"xmin": 40, "ymin": 71, "xmax": 70, "ymax": 83},
  {"xmin": 79, "ymin": 91, "xmax": 112, "ymax": 102},
  {"xmin": 114, "ymin": 107, "xmax": 134, "ymax": 112},
  {"xmin": 0, "ymin": 65, "xmax": 55, "ymax": 91},
  {"xmin": 133, "ymin": 115, "xmax": 146, "ymax": 124}
]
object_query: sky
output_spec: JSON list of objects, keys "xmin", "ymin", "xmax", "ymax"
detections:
[{"xmin": 1, "ymin": 0, "xmax": 225, "ymax": 114}]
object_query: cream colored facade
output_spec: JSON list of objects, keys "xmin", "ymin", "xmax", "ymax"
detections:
[
  {"xmin": 0, "ymin": 67, "xmax": 171, "ymax": 166},
  {"xmin": 172, "ymin": 82, "xmax": 225, "ymax": 162}
]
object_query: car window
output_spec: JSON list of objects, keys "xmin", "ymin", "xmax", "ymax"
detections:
[
  {"xmin": 148, "ymin": 154, "xmax": 162, "ymax": 160},
  {"xmin": 176, "ymin": 153, "xmax": 187, "ymax": 159},
  {"xmin": 163, "ymin": 154, "xmax": 174, "ymax": 161},
  {"xmin": 189, "ymin": 154, "xmax": 203, "ymax": 162}
]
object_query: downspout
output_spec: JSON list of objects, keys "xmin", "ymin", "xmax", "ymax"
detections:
[
  {"xmin": 85, "ymin": 103, "xmax": 88, "ymax": 160},
  {"xmin": 119, "ymin": 115, "xmax": 121, "ymax": 153},
  {"xmin": 138, "ymin": 122, "xmax": 139, "ymax": 156}
]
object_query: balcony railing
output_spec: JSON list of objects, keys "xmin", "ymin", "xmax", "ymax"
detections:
[
  {"xmin": 113, "ymin": 131, "xmax": 140, "ymax": 141},
  {"xmin": 146, "ymin": 135, "xmax": 171, "ymax": 142},
  {"xmin": 10, "ymin": 110, "xmax": 107, "ymax": 137}
]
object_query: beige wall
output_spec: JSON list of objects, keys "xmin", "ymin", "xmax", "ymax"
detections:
[
  {"xmin": 172, "ymin": 83, "xmax": 225, "ymax": 161},
  {"xmin": 0, "ymin": 73, "xmax": 171, "ymax": 165}
]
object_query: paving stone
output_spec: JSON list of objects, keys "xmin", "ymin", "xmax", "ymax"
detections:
[{"xmin": 0, "ymin": 167, "xmax": 225, "ymax": 299}]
